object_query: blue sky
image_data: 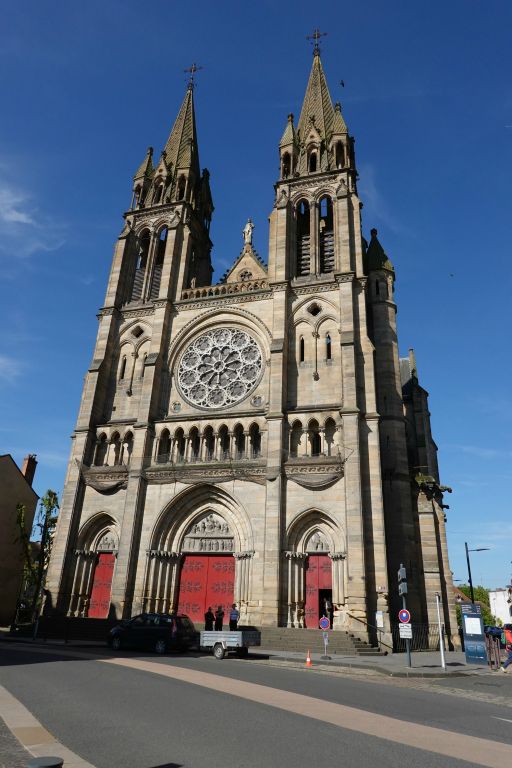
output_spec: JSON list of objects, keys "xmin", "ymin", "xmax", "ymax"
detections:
[{"xmin": 1, "ymin": 1, "xmax": 511, "ymax": 590}]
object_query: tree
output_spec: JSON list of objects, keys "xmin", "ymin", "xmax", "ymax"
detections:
[
  {"xmin": 16, "ymin": 490, "xmax": 59, "ymax": 619},
  {"xmin": 456, "ymin": 583, "xmax": 498, "ymax": 626}
]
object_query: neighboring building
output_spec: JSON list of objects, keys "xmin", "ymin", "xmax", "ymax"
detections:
[
  {"xmin": 0, "ymin": 454, "xmax": 38, "ymax": 625},
  {"xmin": 46, "ymin": 47, "xmax": 457, "ymax": 646},
  {"xmin": 489, "ymin": 588, "xmax": 512, "ymax": 625}
]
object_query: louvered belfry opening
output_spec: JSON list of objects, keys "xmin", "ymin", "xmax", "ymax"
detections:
[
  {"xmin": 131, "ymin": 230, "xmax": 150, "ymax": 301},
  {"xmin": 319, "ymin": 196, "xmax": 334, "ymax": 273},
  {"xmin": 296, "ymin": 199, "xmax": 310, "ymax": 276},
  {"xmin": 150, "ymin": 227, "xmax": 167, "ymax": 299}
]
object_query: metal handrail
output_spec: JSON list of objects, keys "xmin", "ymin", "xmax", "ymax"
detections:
[{"xmin": 345, "ymin": 612, "xmax": 393, "ymax": 651}]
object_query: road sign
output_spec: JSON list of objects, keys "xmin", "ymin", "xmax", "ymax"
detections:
[
  {"xmin": 398, "ymin": 609, "xmax": 410, "ymax": 623},
  {"xmin": 399, "ymin": 623, "xmax": 412, "ymax": 639},
  {"xmin": 398, "ymin": 582, "xmax": 408, "ymax": 596},
  {"xmin": 319, "ymin": 617, "xmax": 330, "ymax": 630},
  {"xmin": 322, "ymin": 631, "xmax": 329, "ymax": 643},
  {"xmin": 398, "ymin": 565, "xmax": 407, "ymax": 582}
]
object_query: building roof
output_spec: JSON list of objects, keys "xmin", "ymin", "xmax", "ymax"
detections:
[
  {"xmin": 163, "ymin": 85, "xmax": 200, "ymax": 178},
  {"xmin": 297, "ymin": 50, "xmax": 336, "ymax": 144},
  {"xmin": 365, "ymin": 228, "xmax": 395, "ymax": 274},
  {"xmin": 0, "ymin": 454, "xmax": 39, "ymax": 503}
]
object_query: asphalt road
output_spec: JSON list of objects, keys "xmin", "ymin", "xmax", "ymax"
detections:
[{"xmin": 1, "ymin": 643, "xmax": 512, "ymax": 768}]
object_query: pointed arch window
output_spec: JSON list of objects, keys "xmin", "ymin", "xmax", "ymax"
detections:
[
  {"xmin": 123, "ymin": 432, "xmax": 133, "ymax": 465},
  {"xmin": 296, "ymin": 200, "xmax": 310, "ymax": 277},
  {"xmin": 299, "ymin": 336, "xmax": 305, "ymax": 363},
  {"xmin": 150, "ymin": 228, "xmax": 167, "ymax": 299},
  {"xmin": 158, "ymin": 429, "xmax": 171, "ymax": 464},
  {"xmin": 335, "ymin": 141, "xmax": 344, "ymax": 169},
  {"xmin": 282, "ymin": 152, "xmax": 291, "ymax": 179},
  {"xmin": 119, "ymin": 355, "xmax": 127, "ymax": 380},
  {"xmin": 203, "ymin": 426, "xmax": 215, "ymax": 461},
  {"xmin": 233, "ymin": 424, "xmax": 245, "ymax": 459},
  {"xmin": 131, "ymin": 231, "xmax": 150, "ymax": 301},
  {"xmin": 174, "ymin": 429, "xmax": 186, "ymax": 463},
  {"xmin": 309, "ymin": 152, "xmax": 317, "ymax": 173},
  {"xmin": 189, "ymin": 427, "xmax": 200, "ymax": 462},
  {"xmin": 177, "ymin": 175, "xmax": 186, "ymax": 201},
  {"xmin": 94, "ymin": 434, "xmax": 108, "ymax": 466},
  {"xmin": 249, "ymin": 424, "xmax": 261, "ymax": 458},
  {"xmin": 319, "ymin": 196, "xmax": 334, "ymax": 273},
  {"xmin": 326, "ymin": 333, "xmax": 332, "ymax": 361}
]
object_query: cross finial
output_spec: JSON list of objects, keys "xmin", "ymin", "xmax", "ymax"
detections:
[
  {"xmin": 184, "ymin": 62, "xmax": 203, "ymax": 89},
  {"xmin": 306, "ymin": 28, "xmax": 327, "ymax": 55}
]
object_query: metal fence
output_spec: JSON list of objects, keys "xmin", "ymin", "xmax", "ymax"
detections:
[{"xmin": 391, "ymin": 623, "xmax": 443, "ymax": 652}]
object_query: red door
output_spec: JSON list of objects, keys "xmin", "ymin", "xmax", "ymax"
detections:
[
  {"xmin": 177, "ymin": 555, "xmax": 235, "ymax": 627},
  {"xmin": 304, "ymin": 554, "xmax": 332, "ymax": 628},
  {"xmin": 88, "ymin": 553, "xmax": 115, "ymax": 618}
]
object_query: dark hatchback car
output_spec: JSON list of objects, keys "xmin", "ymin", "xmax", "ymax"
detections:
[{"xmin": 108, "ymin": 613, "xmax": 198, "ymax": 654}]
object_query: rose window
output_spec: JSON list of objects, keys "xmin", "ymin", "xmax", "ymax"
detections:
[{"xmin": 177, "ymin": 328, "xmax": 263, "ymax": 409}]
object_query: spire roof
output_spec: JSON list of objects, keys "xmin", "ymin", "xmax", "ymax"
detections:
[
  {"xmin": 297, "ymin": 51, "xmax": 336, "ymax": 143},
  {"xmin": 332, "ymin": 102, "xmax": 348, "ymax": 135},
  {"xmin": 280, "ymin": 113, "xmax": 297, "ymax": 147},
  {"xmin": 163, "ymin": 85, "xmax": 200, "ymax": 177},
  {"xmin": 366, "ymin": 229, "xmax": 395, "ymax": 274},
  {"xmin": 133, "ymin": 146, "xmax": 154, "ymax": 180}
]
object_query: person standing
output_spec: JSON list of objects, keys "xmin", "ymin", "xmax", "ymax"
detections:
[
  {"xmin": 204, "ymin": 606, "xmax": 214, "ymax": 631},
  {"xmin": 229, "ymin": 603, "xmax": 240, "ymax": 631},
  {"xmin": 214, "ymin": 605, "xmax": 224, "ymax": 631},
  {"xmin": 500, "ymin": 624, "xmax": 512, "ymax": 672}
]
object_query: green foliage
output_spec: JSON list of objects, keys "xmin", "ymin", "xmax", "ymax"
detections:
[
  {"xmin": 16, "ymin": 491, "xmax": 59, "ymax": 617},
  {"xmin": 456, "ymin": 583, "xmax": 498, "ymax": 626},
  {"xmin": 16, "ymin": 503, "xmax": 36, "ymax": 587}
]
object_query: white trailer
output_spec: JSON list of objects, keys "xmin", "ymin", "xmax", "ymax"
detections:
[{"xmin": 200, "ymin": 629, "xmax": 261, "ymax": 659}]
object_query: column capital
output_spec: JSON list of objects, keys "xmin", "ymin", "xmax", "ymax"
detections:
[{"xmin": 329, "ymin": 551, "xmax": 346, "ymax": 561}]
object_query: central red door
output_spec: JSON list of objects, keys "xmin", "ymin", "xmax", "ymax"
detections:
[
  {"xmin": 304, "ymin": 554, "xmax": 332, "ymax": 628},
  {"xmin": 88, "ymin": 553, "xmax": 115, "ymax": 618},
  {"xmin": 177, "ymin": 555, "xmax": 235, "ymax": 627}
]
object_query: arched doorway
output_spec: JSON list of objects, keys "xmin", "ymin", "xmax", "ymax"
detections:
[
  {"xmin": 144, "ymin": 486, "xmax": 254, "ymax": 627},
  {"xmin": 176, "ymin": 513, "xmax": 235, "ymax": 626},
  {"xmin": 69, "ymin": 516, "xmax": 118, "ymax": 618},
  {"xmin": 304, "ymin": 531, "xmax": 331, "ymax": 628},
  {"xmin": 284, "ymin": 510, "xmax": 345, "ymax": 629}
]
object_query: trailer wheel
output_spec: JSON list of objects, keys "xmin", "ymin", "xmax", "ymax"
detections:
[{"xmin": 213, "ymin": 643, "xmax": 225, "ymax": 660}]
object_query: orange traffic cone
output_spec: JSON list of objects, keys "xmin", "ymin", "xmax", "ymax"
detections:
[{"xmin": 306, "ymin": 649, "xmax": 312, "ymax": 667}]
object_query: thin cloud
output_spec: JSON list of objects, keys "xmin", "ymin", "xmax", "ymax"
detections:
[
  {"xmin": 0, "ymin": 176, "xmax": 66, "ymax": 261},
  {"xmin": 357, "ymin": 163, "xmax": 415, "ymax": 238},
  {"xmin": 0, "ymin": 354, "xmax": 23, "ymax": 381}
]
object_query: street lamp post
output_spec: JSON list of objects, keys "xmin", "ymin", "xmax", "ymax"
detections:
[{"xmin": 464, "ymin": 542, "xmax": 490, "ymax": 604}]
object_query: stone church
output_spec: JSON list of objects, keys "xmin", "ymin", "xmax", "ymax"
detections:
[{"xmin": 46, "ymin": 46, "xmax": 457, "ymax": 648}]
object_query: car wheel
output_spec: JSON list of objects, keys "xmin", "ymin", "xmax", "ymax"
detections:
[
  {"xmin": 213, "ymin": 643, "xmax": 225, "ymax": 660},
  {"xmin": 111, "ymin": 636, "xmax": 122, "ymax": 652},
  {"xmin": 155, "ymin": 639, "xmax": 167, "ymax": 654}
]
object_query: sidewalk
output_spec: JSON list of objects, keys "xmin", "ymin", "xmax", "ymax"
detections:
[
  {"xmin": 251, "ymin": 648, "xmax": 494, "ymax": 677},
  {"xmin": 1, "ymin": 629, "xmax": 496, "ymax": 678}
]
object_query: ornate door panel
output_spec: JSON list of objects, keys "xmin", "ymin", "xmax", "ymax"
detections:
[
  {"xmin": 177, "ymin": 555, "xmax": 235, "ymax": 627},
  {"xmin": 205, "ymin": 557, "xmax": 235, "ymax": 625},
  {"xmin": 177, "ymin": 556, "xmax": 208, "ymax": 625},
  {"xmin": 304, "ymin": 554, "xmax": 332, "ymax": 628},
  {"xmin": 88, "ymin": 553, "xmax": 115, "ymax": 618}
]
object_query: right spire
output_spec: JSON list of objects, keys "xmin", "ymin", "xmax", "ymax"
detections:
[{"xmin": 279, "ymin": 43, "xmax": 352, "ymax": 179}]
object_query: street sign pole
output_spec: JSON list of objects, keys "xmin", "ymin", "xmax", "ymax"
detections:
[
  {"xmin": 398, "ymin": 563, "xmax": 412, "ymax": 668},
  {"xmin": 402, "ymin": 593, "xmax": 412, "ymax": 668},
  {"xmin": 435, "ymin": 592, "xmax": 446, "ymax": 670}
]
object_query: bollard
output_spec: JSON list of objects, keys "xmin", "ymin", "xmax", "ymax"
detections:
[{"xmin": 27, "ymin": 758, "xmax": 64, "ymax": 767}]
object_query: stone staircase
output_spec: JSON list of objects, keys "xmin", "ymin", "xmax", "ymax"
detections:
[{"xmin": 258, "ymin": 627, "xmax": 384, "ymax": 656}]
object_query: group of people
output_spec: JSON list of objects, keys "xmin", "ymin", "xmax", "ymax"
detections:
[{"xmin": 204, "ymin": 603, "xmax": 240, "ymax": 631}]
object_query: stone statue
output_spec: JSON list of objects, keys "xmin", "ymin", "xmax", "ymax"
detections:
[{"xmin": 243, "ymin": 218, "xmax": 254, "ymax": 245}]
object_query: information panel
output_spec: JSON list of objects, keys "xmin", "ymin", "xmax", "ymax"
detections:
[{"xmin": 461, "ymin": 604, "xmax": 487, "ymax": 665}]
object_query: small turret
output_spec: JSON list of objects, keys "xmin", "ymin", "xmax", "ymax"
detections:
[
  {"xmin": 279, "ymin": 113, "xmax": 298, "ymax": 179},
  {"xmin": 365, "ymin": 229, "xmax": 395, "ymax": 275},
  {"xmin": 131, "ymin": 146, "xmax": 154, "ymax": 209}
]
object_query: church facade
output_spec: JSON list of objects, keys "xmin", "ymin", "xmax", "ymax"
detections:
[{"xmin": 46, "ymin": 48, "xmax": 457, "ymax": 647}]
